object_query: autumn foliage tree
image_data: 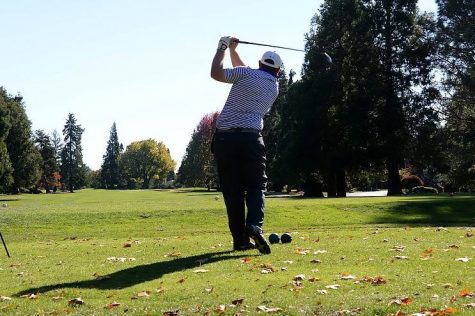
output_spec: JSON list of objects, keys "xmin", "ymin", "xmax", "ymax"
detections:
[
  {"xmin": 120, "ymin": 139, "xmax": 176, "ymax": 189},
  {"xmin": 177, "ymin": 112, "xmax": 219, "ymax": 189}
]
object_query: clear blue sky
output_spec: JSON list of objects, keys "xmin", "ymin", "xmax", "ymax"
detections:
[{"xmin": 0, "ymin": 0, "xmax": 437, "ymax": 170}]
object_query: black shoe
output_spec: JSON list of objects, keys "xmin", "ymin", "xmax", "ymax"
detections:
[
  {"xmin": 246, "ymin": 225, "xmax": 271, "ymax": 255},
  {"xmin": 233, "ymin": 241, "xmax": 256, "ymax": 251}
]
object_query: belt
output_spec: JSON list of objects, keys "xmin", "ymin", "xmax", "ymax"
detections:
[{"xmin": 216, "ymin": 127, "xmax": 261, "ymax": 134}]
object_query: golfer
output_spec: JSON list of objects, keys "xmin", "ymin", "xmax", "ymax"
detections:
[{"xmin": 210, "ymin": 36, "xmax": 281, "ymax": 254}]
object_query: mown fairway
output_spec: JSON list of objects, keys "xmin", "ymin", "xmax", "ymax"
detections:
[{"xmin": 0, "ymin": 190, "xmax": 474, "ymax": 315}]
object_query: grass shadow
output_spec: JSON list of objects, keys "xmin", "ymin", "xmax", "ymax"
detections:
[
  {"xmin": 370, "ymin": 195, "xmax": 475, "ymax": 226},
  {"xmin": 16, "ymin": 250, "xmax": 254, "ymax": 295}
]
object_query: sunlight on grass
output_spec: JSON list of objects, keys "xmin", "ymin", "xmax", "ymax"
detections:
[{"xmin": 0, "ymin": 190, "xmax": 474, "ymax": 315}]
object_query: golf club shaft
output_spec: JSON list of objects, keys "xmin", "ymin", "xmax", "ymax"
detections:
[
  {"xmin": 0, "ymin": 232, "xmax": 10, "ymax": 257},
  {"xmin": 237, "ymin": 40, "xmax": 305, "ymax": 52}
]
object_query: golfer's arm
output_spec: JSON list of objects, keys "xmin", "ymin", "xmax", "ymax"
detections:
[
  {"xmin": 211, "ymin": 50, "xmax": 226, "ymax": 82},
  {"xmin": 230, "ymin": 49, "xmax": 245, "ymax": 67}
]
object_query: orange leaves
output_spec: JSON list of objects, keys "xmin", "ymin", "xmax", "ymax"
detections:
[
  {"xmin": 104, "ymin": 301, "xmax": 120, "ymax": 309},
  {"xmin": 420, "ymin": 248, "xmax": 433, "ymax": 260},
  {"xmin": 458, "ymin": 288, "xmax": 474, "ymax": 298},
  {"xmin": 240, "ymin": 257, "xmax": 252, "ymax": 264},
  {"xmin": 358, "ymin": 275, "xmax": 387, "ymax": 285},
  {"xmin": 68, "ymin": 297, "xmax": 84, "ymax": 306}
]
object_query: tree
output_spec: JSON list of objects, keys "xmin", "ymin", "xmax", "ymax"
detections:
[
  {"xmin": 34, "ymin": 130, "xmax": 58, "ymax": 193},
  {"xmin": 177, "ymin": 112, "xmax": 219, "ymax": 189},
  {"xmin": 3, "ymin": 92, "xmax": 41, "ymax": 193},
  {"xmin": 121, "ymin": 139, "xmax": 176, "ymax": 189},
  {"xmin": 435, "ymin": 0, "xmax": 475, "ymax": 191},
  {"xmin": 369, "ymin": 0, "xmax": 437, "ymax": 195},
  {"xmin": 51, "ymin": 129, "xmax": 63, "ymax": 170},
  {"xmin": 0, "ymin": 88, "xmax": 13, "ymax": 192},
  {"xmin": 101, "ymin": 122, "xmax": 123, "ymax": 189},
  {"xmin": 60, "ymin": 113, "xmax": 85, "ymax": 192}
]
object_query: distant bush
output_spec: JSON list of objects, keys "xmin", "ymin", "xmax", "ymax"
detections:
[
  {"xmin": 401, "ymin": 175, "xmax": 424, "ymax": 190},
  {"xmin": 411, "ymin": 186, "xmax": 438, "ymax": 194}
]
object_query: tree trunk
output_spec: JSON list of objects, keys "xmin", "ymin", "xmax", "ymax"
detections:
[
  {"xmin": 327, "ymin": 173, "xmax": 337, "ymax": 197},
  {"xmin": 387, "ymin": 156, "xmax": 402, "ymax": 195},
  {"xmin": 336, "ymin": 169, "xmax": 346, "ymax": 197}
]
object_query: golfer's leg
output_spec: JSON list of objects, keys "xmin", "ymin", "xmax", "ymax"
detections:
[
  {"xmin": 213, "ymin": 133, "xmax": 247, "ymax": 247},
  {"xmin": 244, "ymin": 135, "xmax": 267, "ymax": 228}
]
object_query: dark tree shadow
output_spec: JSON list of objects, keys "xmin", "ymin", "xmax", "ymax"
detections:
[
  {"xmin": 16, "ymin": 250, "xmax": 253, "ymax": 296},
  {"xmin": 370, "ymin": 196, "xmax": 475, "ymax": 226}
]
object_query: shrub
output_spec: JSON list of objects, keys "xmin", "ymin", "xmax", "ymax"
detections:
[
  {"xmin": 411, "ymin": 186, "xmax": 438, "ymax": 194},
  {"xmin": 401, "ymin": 175, "xmax": 424, "ymax": 190}
]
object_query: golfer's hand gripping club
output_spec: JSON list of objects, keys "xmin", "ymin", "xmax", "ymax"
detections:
[{"xmin": 217, "ymin": 36, "xmax": 232, "ymax": 51}]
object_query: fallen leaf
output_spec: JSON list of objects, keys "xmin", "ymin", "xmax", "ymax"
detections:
[
  {"xmin": 215, "ymin": 305, "xmax": 226, "ymax": 314},
  {"xmin": 194, "ymin": 269, "xmax": 209, "ymax": 273},
  {"xmin": 204, "ymin": 286, "xmax": 213, "ymax": 293},
  {"xmin": 325, "ymin": 284, "xmax": 340, "ymax": 290},
  {"xmin": 261, "ymin": 268, "xmax": 274, "ymax": 274},
  {"xmin": 391, "ymin": 245, "xmax": 406, "ymax": 252},
  {"xmin": 310, "ymin": 259, "xmax": 322, "ymax": 264},
  {"xmin": 340, "ymin": 274, "xmax": 356, "ymax": 280},
  {"xmin": 0, "ymin": 296, "xmax": 12, "ymax": 301},
  {"xmin": 178, "ymin": 278, "xmax": 186, "ymax": 283},
  {"xmin": 317, "ymin": 289, "xmax": 328, "ymax": 294},
  {"xmin": 68, "ymin": 297, "xmax": 84, "ymax": 306},
  {"xmin": 123, "ymin": 242, "xmax": 132, "ymax": 248},
  {"xmin": 455, "ymin": 257, "xmax": 470, "ymax": 263},
  {"xmin": 308, "ymin": 277, "xmax": 320, "ymax": 282},
  {"xmin": 388, "ymin": 297, "xmax": 412, "ymax": 306},
  {"xmin": 256, "ymin": 305, "xmax": 282, "ymax": 313},
  {"xmin": 295, "ymin": 248, "xmax": 310, "ymax": 255},
  {"xmin": 466, "ymin": 232, "xmax": 474, "ymax": 238},
  {"xmin": 241, "ymin": 257, "xmax": 252, "ymax": 264},
  {"xmin": 231, "ymin": 298, "xmax": 244, "ymax": 306},
  {"xmin": 459, "ymin": 288, "xmax": 474, "ymax": 297},
  {"xmin": 156, "ymin": 287, "xmax": 165, "ymax": 294},
  {"xmin": 52, "ymin": 296, "xmax": 64, "ymax": 301},
  {"xmin": 283, "ymin": 260, "xmax": 294, "ymax": 264},
  {"xmin": 443, "ymin": 283, "xmax": 453, "ymax": 289},
  {"xmin": 448, "ymin": 244, "xmax": 459, "ymax": 249},
  {"xmin": 137, "ymin": 291, "xmax": 150, "ymax": 298},
  {"xmin": 163, "ymin": 310, "xmax": 179, "ymax": 316},
  {"xmin": 394, "ymin": 256, "xmax": 409, "ymax": 260},
  {"xmin": 105, "ymin": 302, "xmax": 121, "ymax": 309},
  {"xmin": 293, "ymin": 274, "xmax": 305, "ymax": 281},
  {"xmin": 313, "ymin": 250, "xmax": 327, "ymax": 254},
  {"xmin": 463, "ymin": 303, "xmax": 475, "ymax": 308},
  {"xmin": 20, "ymin": 293, "xmax": 38, "ymax": 299}
]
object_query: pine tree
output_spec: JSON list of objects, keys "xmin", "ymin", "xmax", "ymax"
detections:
[
  {"xmin": 4, "ymin": 93, "xmax": 41, "ymax": 193},
  {"xmin": 60, "ymin": 113, "xmax": 85, "ymax": 192},
  {"xmin": 34, "ymin": 130, "xmax": 58, "ymax": 193},
  {"xmin": 0, "ymin": 88, "xmax": 13, "ymax": 192},
  {"xmin": 101, "ymin": 122, "xmax": 123, "ymax": 189}
]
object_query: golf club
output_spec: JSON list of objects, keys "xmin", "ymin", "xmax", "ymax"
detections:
[
  {"xmin": 0, "ymin": 232, "xmax": 10, "ymax": 257},
  {"xmin": 237, "ymin": 39, "xmax": 333, "ymax": 65}
]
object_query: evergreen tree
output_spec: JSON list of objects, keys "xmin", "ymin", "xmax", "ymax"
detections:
[
  {"xmin": 369, "ymin": 0, "xmax": 437, "ymax": 195},
  {"xmin": 34, "ymin": 130, "xmax": 58, "ymax": 193},
  {"xmin": 177, "ymin": 112, "xmax": 219, "ymax": 189},
  {"xmin": 0, "ymin": 88, "xmax": 13, "ymax": 192},
  {"xmin": 436, "ymin": 0, "xmax": 475, "ymax": 190},
  {"xmin": 101, "ymin": 122, "xmax": 123, "ymax": 189},
  {"xmin": 4, "ymin": 93, "xmax": 41, "ymax": 193},
  {"xmin": 60, "ymin": 113, "xmax": 85, "ymax": 192},
  {"xmin": 51, "ymin": 129, "xmax": 63, "ymax": 170}
]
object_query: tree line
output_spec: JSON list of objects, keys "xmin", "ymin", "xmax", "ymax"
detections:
[
  {"xmin": 177, "ymin": 0, "xmax": 474, "ymax": 196},
  {"xmin": 0, "ymin": 88, "xmax": 175, "ymax": 194}
]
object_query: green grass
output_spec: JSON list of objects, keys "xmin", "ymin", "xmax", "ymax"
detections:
[{"xmin": 0, "ymin": 189, "xmax": 474, "ymax": 315}]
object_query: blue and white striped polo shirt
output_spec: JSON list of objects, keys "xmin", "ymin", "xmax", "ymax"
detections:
[{"xmin": 216, "ymin": 67, "xmax": 279, "ymax": 131}]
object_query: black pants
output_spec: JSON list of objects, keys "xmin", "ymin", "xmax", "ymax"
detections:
[{"xmin": 212, "ymin": 130, "xmax": 267, "ymax": 247}]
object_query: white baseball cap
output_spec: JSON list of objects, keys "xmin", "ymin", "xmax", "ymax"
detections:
[{"xmin": 260, "ymin": 51, "xmax": 283, "ymax": 69}]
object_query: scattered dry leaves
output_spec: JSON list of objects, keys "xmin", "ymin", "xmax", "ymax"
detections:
[
  {"xmin": 163, "ymin": 310, "xmax": 179, "ymax": 316},
  {"xmin": 459, "ymin": 288, "xmax": 475, "ymax": 298},
  {"xmin": 241, "ymin": 257, "xmax": 252, "ymax": 264},
  {"xmin": 293, "ymin": 274, "xmax": 305, "ymax": 281}
]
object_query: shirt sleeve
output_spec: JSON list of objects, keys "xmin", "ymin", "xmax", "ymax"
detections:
[{"xmin": 224, "ymin": 66, "xmax": 251, "ymax": 83}]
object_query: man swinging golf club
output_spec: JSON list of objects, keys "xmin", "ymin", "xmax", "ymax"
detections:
[{"xmin": 211, "ymin": 36, "xmax": 282, "ymax": 254}]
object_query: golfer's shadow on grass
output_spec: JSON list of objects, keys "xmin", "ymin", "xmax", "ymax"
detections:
[{"xmin": 16, "ymin": 250, "xmax": 253, "ymax": 296}]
